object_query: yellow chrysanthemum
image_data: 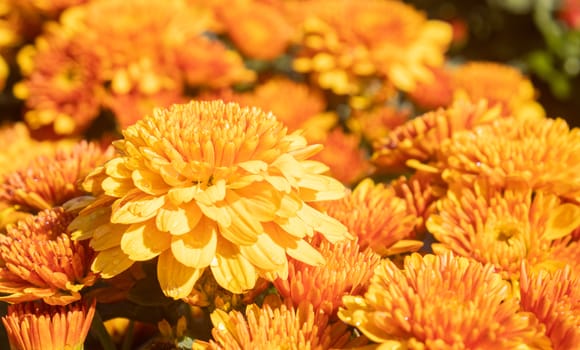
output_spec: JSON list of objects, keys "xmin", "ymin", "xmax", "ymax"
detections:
[
  {"xmin": 70, "ymin": 100, "xmax": 351, "ymax": 299},
  {"xmin": 0, "ymin": 141, "xmax": 114, "ymax": 212},
  {"xmin": 348, "ymin": 104, "xmax": 410, "ymax": 143},
  {"xmin": 274, "ymin": 236, "xmax": 381, "ymax": 317},
  {"xmin": 201, "ymin": 299, "xmax": 365, "ymax": 350},
  {"xmin": 440, "ymin": 116, "xmax": 580, "ymax": 203},
  {"xmin": 2, "ymin": 299, "xmax": 96, "ymax": 350},
  {"xmin": 451, "ymin": 61, "xmax": 546, "ymax": 120},
  {"xmin": 339, "ymin": 253, "xmax": 551, "ymax": 349},
  {"xmin": 291, "ymin": 0, "xmax": 452, "ymax": 94},
  {"xmin": 324, "ymin": 178, "xmax": 421, "ymax": 256},
  {"xmin": 372, "ymin": 98, "xmax": 502, "ymax": 173},
  {"xmin": 520, "ymin": 264, "xmax": 580, "ymax": 350},
  {"xmin": 427, "ymin": 180, "xmax": 580, "ymax": 281},
  {"xmin": 0, "ymin": 207, "xmax": 98, "ymax": 305}
]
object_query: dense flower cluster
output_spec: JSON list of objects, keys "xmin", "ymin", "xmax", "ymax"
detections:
[{"xmin": 0, "ymin": 0, "xmax": 577, "ymax": 349}]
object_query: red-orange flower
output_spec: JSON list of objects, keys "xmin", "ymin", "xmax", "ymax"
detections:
[
  {"xmin": 372, "ymin": 98, "xmax": 502, "ymax": 173},
  {"xmin": 311, "ymin": 128, "xmax": 371, "ymax": 185},
  {"xmin": 440, "ymin": 117, "xmax": 580, "ymax": 203},
  {"xmin": 2, "ymin": 299, "xmax": 96, "ymax": 350},
  {"xmin": 520, "ymin": 264, "xmax": 580, "ymax": 349},
  {"xmin": 203, "ymin": 299, "xmax": 365, "ymax": 350},
  {"xmin": 324, "ymin": 178, "xmax": 421, "ymax": 256},
  {"xmin": 0, "ymin": 140, "xmax": 114, "ymax": 212},
  {"xmin": 339, "ymin": 253, "xmax": 551, "ymax": 349},
  {"xmin": 0, "ymin": 207, "xmax": 98, "ymax": 305},
  {"xmin": 274, "ymin": 236, "xmax": 381, "ymax": 317}
]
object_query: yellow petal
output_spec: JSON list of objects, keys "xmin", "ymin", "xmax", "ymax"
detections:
[
  {"xmin": 237, "ymin": 160, "xmax": 268, "ymax": 174},
  {"xmin": 69, "ymin": 206, "xmax": 112, "ymax": 240},
  {"xmin": 159, "ymin": 163, "xmax": 189, "ymax": 187},
  {"xmin": 239, "ymin": 233, "xmax": 287, "ymax": 271},
  {"xmin": 275, "ymin": 193, "xmax": 303, "ymax": 218},
  {"xmin": 545, "ymin": 203, "xmax": 580, "ymax": 240},
  {"xmin": 233, "ymin": 183, "xmax": 280, "ymax": 221},
  {"xmin": 285, "ymin": 239, "xmax": 325, "ymax": 266},
  {"xmin": 274, "ymin": 215, "xmax": 311, "ymax": 238},
  {"xmin": 111, "ymin": 191, "xmax": 165, "ymax": 224},
  {"xmin": 298, "ymin": 174, "xmax": 346, "ymax": 201},
  {"xmin": 265, "ymin": 175, "xmax": 291, "ymax": 193},
  {"xmin": 156, "ymin": 201, "xmax": 202, "ymax": 235},
  {"xmin": 271, "ymin": 153, "xmax": 305, "ymax": 180},
  {"xmin": 90, "ymin": 223, "xmax": 126, "ymax": 251},
  {"xmin": 171, "ymin": 218, "xmax": 217, "ymax": 268},
  {"xmin": 120, "ymin": 220, "xmax": 171, "ymax": 261},
  {"xmin": 92, "ymin": 247, "xmax": 134, "ymax": 278},
  {"xmin": 297, "ymin": 203, "xmax": 351, "ymax": 242},
  {"xmin": 167, "ymin": 186, "xmax": 199, "ymax": 205},
  {"xmin": 218, "ymin": 191, "xmax": 263, "ymax": 245},
  {"xmin": 102, "ymin": 177, "xmax": 135, "ymax": 197},
  {"xmin": 192, "ymin": 179, "xmax": 226, "ymax": 206},
  {"xmin": 157, "ymin": 251, "xmax": 203, "ymax": 299},
  {"xmin": 211, "ymin": 240, "xmax": 257, "ymax": 293},
  {"xmin": 105, "ymin": 158, "xmax": 132, "ymax": 179},
  {"xmin": 132, "ymin": 169, "xmax": 170, "ymax": 195}
]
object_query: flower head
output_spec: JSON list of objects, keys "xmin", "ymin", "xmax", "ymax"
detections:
[
  {"xmin": 427, "ymin": 180, "xmax": 580, "ymax": 280},
  {"xmin": 0, "ymin": 207, "xmax": 98, "ymax": 305},
  {"xmin": 291, "ymin": 0, "xmax": 452, "ymax": 94},
  {"xmin": 440, "ymin": 117, "xmax": 580, "ymax": 203},
  {"xmin": 520, "ymin": 264, "xmax": 580, "ymax": 349},
  {"xmin": 339, "ymin": 253, "xmax": 550, "ymax": 349},
  {"xmin": 0, "ymin": 140, "xmax": 114, "ymax": 212},
  {"xmin": 274, "ymin": 236, "xmax": 381, "ymax": 317},
  {"xmin": 372, "ymin": 98, "xmax": 502, "ymax": 173},
  {"xmin": 15, "ymin": 31, "xmax": 104, "ymax": 135},
  {"xmin": 324, "ymin": 178, "xmax": 421, "ymax": 256},
  {"xmin": 2, "ymin": 299, "xmax": 96, "ymax": 350},
  {"xmin": 451, "ymin": 61, "xmax": 545, "ymax": 119},
  {"xmin": 204, "ymin": 299, "xmax": 363, "ymax": 350},
  {"xmin": 348, "ymin": 104, "xmax": 410, "ymax": 143},
  {"xmin": 70, "ymin": 100, "xmax": 350, "ymax": 299}
]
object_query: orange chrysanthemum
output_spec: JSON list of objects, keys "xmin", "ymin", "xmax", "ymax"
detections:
[
  {"xmin": 520, "ymin": 264, "xmax": 580, "ymax": 349},
  {"xmin": 15, "ymin": 32, "xmax": 104, "ymax": 135},
  {"xmin": 391, "ymin": 171, "xmax": 443, "ymax": 237},
  {"xmin": 406, "ymin": 65, "xmax": 454, "ymax": 110},
  {"xmin": 0, "ymin": 207, "xmax": 98, "ymax": 305},
  {"xmin": 427, "ymin": 180, "xmax": 580, "ymax": 281},
  {"xmin": 451, "ymin": 61, "xmax": 545, "ymax": 119},
  {"xmin": 210, "ymin": 0, "xmax": 294, "ymax": 60},
  {"xmin": 339, "ymin": 253, "xmax": 551, "ymax": 349},
  {"xmin": 16, "ymin": 0, "xmax": 254, "ymax": 135},
  {"xmin": 311, "ymin": 128, "xmax": 371, "ymax": 185},
  {"xmin": 291, "ymin": 0, "xmax": 452, "ymax": 94},
  {"xmin": 203, "ymin": 299, "xmax": 365, "ymax": 350},
  {"xmin": 0, "ymin": 141, "xmax": 114, "ymax": 212},
  {"xmin": 324, "ymin": 178, "xmax": 421, "ymax": 256},
  {"xmin": 70, "ymin": 100, "xmax": 350, "ymax": 299},
  {"xmin": 274, "ymin": 236, "xmax": 381, "ymax": 317},
  {"xmin": 2, "ymin": 299, "xmax": 96, "ymax": 350},
  {"xmin": 0, "ymin": 122, "xmax": 64, "ymax": 178},
  {"xmin": 205, "ymin": 77, "xmax": 335, "ymax": 141},
  {"xmin": 372, "ymin": 98, "xmax": 502, "ymax": 173},
  {"xmin": 440, "ymin": 116, "xmax": 580, "ymax": 203}
]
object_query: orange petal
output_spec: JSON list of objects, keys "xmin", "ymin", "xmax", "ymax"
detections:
[{"xmin": 92, "ymin": 247, "xmax": 134, "ymax": 278}]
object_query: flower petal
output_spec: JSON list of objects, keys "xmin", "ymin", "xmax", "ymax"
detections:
[
  {"xmin": 211, "ymin": 240, "xmax": 257, "ymax": 293},
  {"xmin": 90, "ymin": 223, "xmax": 126, "ymax": 251},
  {"xmin": 544, "ymin": 203, "xmax": 580, "ymax": 240},
  {"xmin": 132, "ymin": 169, "xmax": 170, "ymax": 195},
  {"xmin": 156, "ymin": 201, "xmax": 203, "ymax": 235},
  {"xmin": 297, "ymin": 203, "xmax": 351, "ymax": 242},
  {"xmin": 91, "ymin": 247, "xmax": 134, "ymax": 278},
  {"xmin": 120, "ymin": 220, "xmax": 171, "ymax": 261},
  {"xmin": 171, "ymin": 218, "xmax": 217, "ymax": 268},
  {"xmin": 111, "ymin": 190, "xmax": 165, "ymax": 224},
  {"xmin": 239, "ymin": 233, "xmax": 287, "ymax": 271},
  {"xmin": 157, "ymin": 251, "xmax": 203, "ymax": 299}
]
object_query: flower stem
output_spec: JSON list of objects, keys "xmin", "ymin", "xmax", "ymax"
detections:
[{"xmin": 90, "ymin": 309, "xmax": 116, "ymax": 350}]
